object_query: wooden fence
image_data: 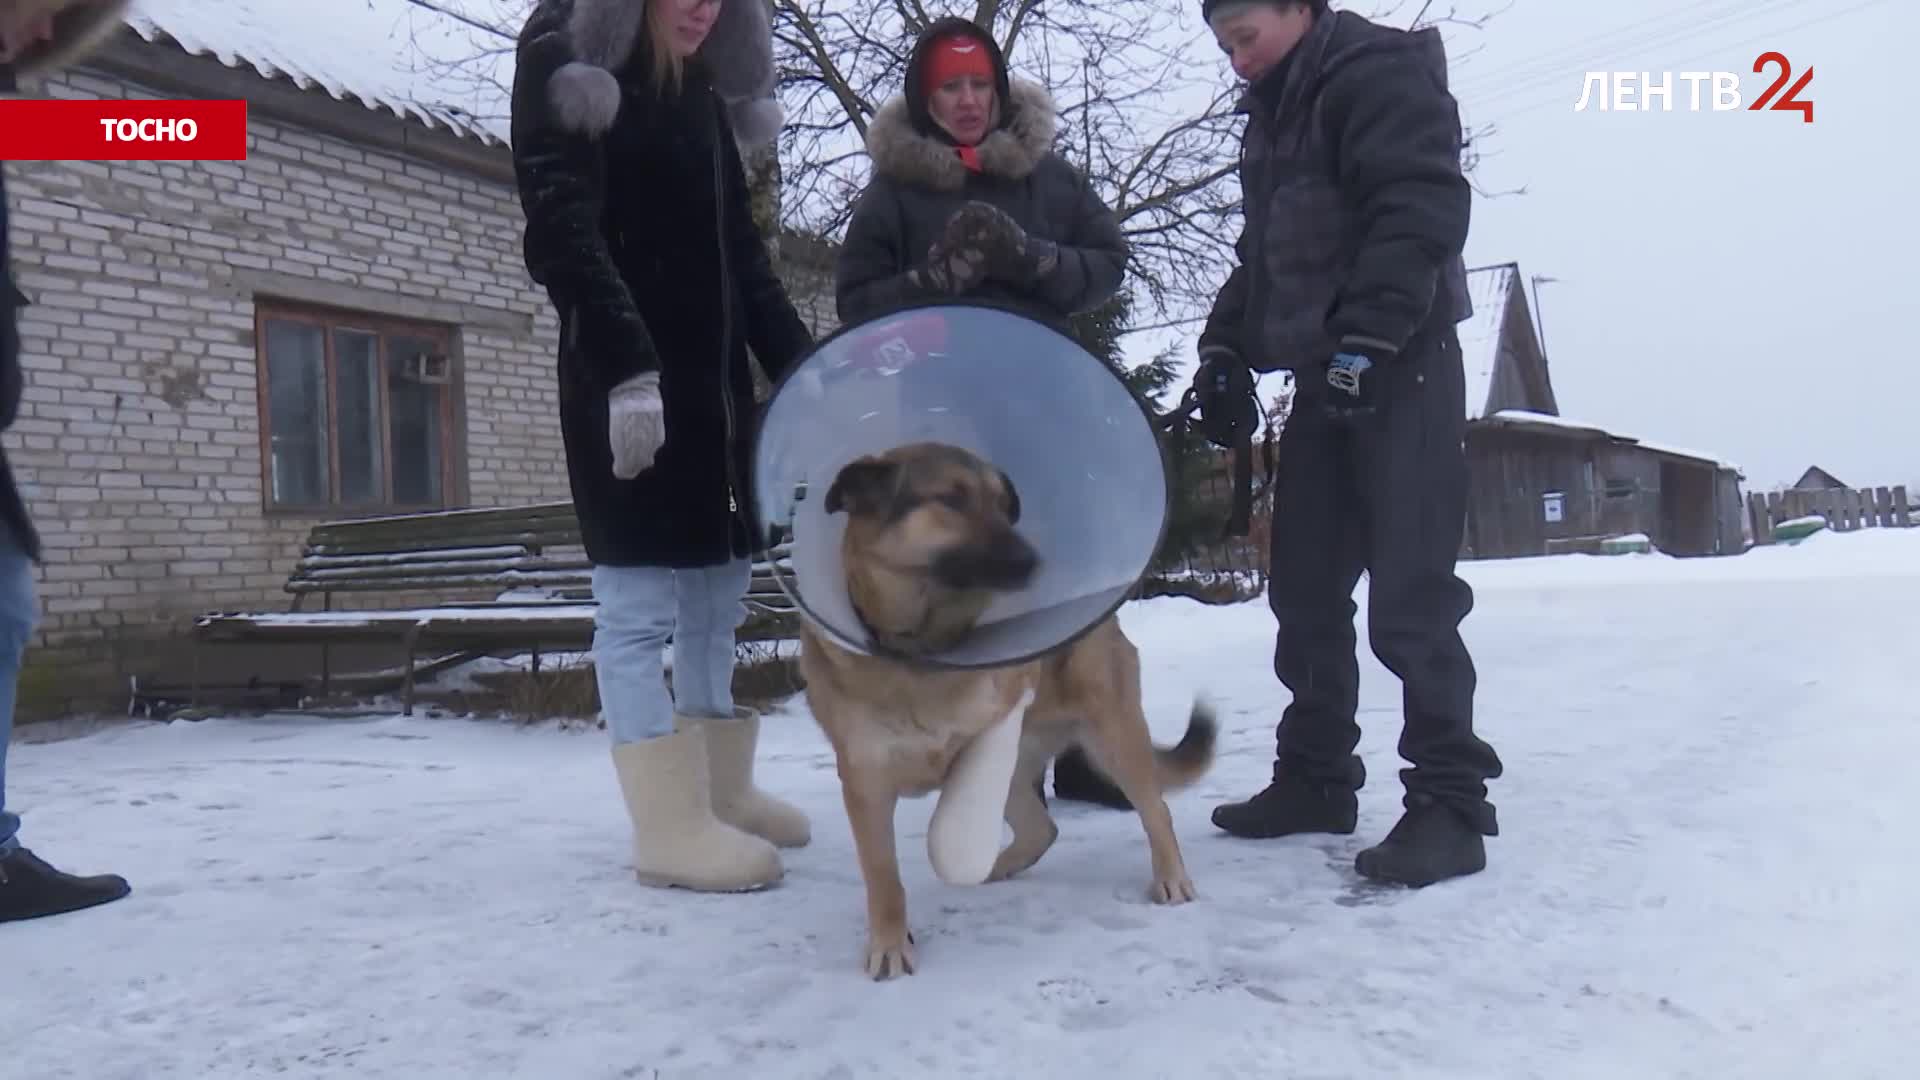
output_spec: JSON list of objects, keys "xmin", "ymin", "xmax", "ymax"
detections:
[{"xmin": 1747, "ymin": 484, "xmax": 1912, "ymax": 544}]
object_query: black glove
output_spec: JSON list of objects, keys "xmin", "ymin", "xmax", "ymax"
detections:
[
  {"xmin": 1319, "ymin": 340, "xmax": 1391, "ymax": 422},
  {"xmin": 942, "ymin": 201, "xmax": 1058, "ymax": 286},
  {"xmin": 1192, "ymin": 345, "xmax": 1258, "ymax": 449}
]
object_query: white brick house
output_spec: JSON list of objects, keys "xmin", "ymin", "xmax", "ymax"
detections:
[{"xmin": 3, "ymin": 2, "xmax": 836, "ymax": 715}]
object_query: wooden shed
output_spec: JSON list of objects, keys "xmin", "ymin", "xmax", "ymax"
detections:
[
  {"xmin": 1453, "ymin": 262, "xmax": 1747, "ymax": 559},
  {"xmin": 1462, "ymin": 412, "xmax": 1748, "ymax": 558},
  {"xmin": 1791, "ymin": 465, "xmax": 1849, "ymax": 490}
]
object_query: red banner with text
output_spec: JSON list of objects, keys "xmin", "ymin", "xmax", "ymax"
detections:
[{"xmin": 0, "ymin": 99, "xmax": 248, "ymax": 161}]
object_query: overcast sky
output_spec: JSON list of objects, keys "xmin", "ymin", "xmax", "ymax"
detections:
[{"xmin": 1138, "ymin": 0, "xmax": 1913, "ymax": 490}]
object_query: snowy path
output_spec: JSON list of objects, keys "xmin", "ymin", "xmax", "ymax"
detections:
[{"xmin": 6, "ymin": 532, "xmax": 1918, "ymax": 1079}]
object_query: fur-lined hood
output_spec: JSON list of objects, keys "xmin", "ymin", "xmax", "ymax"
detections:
[
  {"xmin": 539, "ymin": 0, "xmax": 783, "ymax": 149},
  {"xmin": 864, "ymin": 77, "xmax": 1058, "ymax": 191},
  {"xmin": 0, "ymin": 0, "xmax": 130, "ymax": 90}
]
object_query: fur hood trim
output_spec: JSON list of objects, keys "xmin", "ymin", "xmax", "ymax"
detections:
[
  {"xmin": 0, "ymin": 0, "xmax": 131, "ymax": 87},
  {"xmin": 864, "ymin": 76, "xmax": 1057, "ymax": 191},
  {"xmin": 544, "ymin": 0, "xmax": 783, "ymax": 149}
]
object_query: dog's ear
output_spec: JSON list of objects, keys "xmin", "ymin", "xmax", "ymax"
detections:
[
  {"xmin": 824, "ymin": 458, "xmax": 899, "ymax": 516},
  {"xmin": 996, "ymin": 468, "xmax": 1021, "ymax": 524}
]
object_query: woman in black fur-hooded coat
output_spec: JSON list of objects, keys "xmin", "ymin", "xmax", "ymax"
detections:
[{"xmin": 510, "ymin": 0, "xmax": 815, "ymax": 894}]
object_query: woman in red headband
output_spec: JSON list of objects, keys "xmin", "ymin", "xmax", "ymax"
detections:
[
  {"xmin": 833, "ymin": 17, "xmax": 1136, "ymax": 811},
  {"xmin": 835, "ymin": 17, "xmax": 1128, "ymax": 339}
]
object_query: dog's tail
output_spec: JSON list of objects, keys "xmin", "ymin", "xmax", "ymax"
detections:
[{"xmin": 1152, "ymin": 698, "xmax": 1218, "ymax": 791}]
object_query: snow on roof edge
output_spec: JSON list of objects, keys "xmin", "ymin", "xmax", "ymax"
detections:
[
  {"xmin": 1479, "ymin": 410, "xmax": 1743, "ymax": 474},
  {"xmin": 120, "ymin": 5, "xmax": 510, "ymax": 150}
]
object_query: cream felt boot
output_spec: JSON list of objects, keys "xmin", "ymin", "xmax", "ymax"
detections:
[
  {"xmin": 610, "ymin": 729, "xmax": 783, "ymax": 892},
  {"xmin": 702, "ymin": 708, "xmax": 812, "ymax": 849}
]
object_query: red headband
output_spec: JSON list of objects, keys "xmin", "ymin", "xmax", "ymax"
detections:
[{"xmin": 922, "ymin": 34, "xmax": 995, "ymax": 95}]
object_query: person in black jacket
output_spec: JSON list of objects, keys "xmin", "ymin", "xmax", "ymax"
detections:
[
  {"xmin": 1193, "ymin": 0, "xmax": 1504, "ymax": 887},
  {"xmin": 0, "ymin": 0, "xmax": 135, "ymax": 923},
  {"xmin": 833, "ymin": 16, "xmax": 1139, "ymax": 811},
  {"xmin": 510, "ymin": 0, "xmax": 816, "ymax": 893}
]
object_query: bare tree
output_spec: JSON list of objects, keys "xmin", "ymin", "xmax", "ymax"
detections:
[
  {"xmin": 772, "ymin": 0, "xmax": 1249, "ymax": 318},
  {"xmin": 394, "ymin": 0, "xmax": 1515, "ymax": 332},
  {"xmin": 775, "ymin": 0, "xmax": 1513, "ymax": 329}
]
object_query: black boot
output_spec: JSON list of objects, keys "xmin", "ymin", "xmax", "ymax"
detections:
[
  {"xmin": 1211, "ymin": 756, "xmax": 1361, "ymax": 838},
  {"xmin": 1354, "ymin": 793, "xmax": 1490, "ymax": 887},
  {"xmin": 1049, "ymin": 746, "xmax": 1132, "ymax": 810},
  {"xmin": 0, "ymin": 848, "xmax": 131, "ymax": 923}
]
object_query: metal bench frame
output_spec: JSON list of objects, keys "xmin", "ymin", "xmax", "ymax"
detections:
[{"xmin": 190, "ymin": 501, "xmax": 796, "ymax": 715}]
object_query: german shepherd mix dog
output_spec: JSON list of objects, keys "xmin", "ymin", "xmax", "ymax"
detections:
[{"xmin": 798, "ymin": 441, "xmax": 1216, "ymax": 979}]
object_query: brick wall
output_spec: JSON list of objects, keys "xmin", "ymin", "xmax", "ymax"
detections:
[{"xmin": 3, "ymin": 65, "xmax": 838, "ymax": 712}]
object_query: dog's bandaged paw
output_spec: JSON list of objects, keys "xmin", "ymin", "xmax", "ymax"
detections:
[
  {"xmin": 609, "ymin": 372, "xmax": 665, "ymax": 479},
  {"xmin": 927, "ymin": 687, "xmax": 1033, "ymax": 886}
]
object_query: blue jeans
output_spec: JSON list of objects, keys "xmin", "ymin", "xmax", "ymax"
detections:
[
  {"xmin": 0, "ymin": 533, "xmax": 38, "ymax": 855},
  {"xmin": 591, "ymin": 560, "xmax": 752, "ymax": 744}
]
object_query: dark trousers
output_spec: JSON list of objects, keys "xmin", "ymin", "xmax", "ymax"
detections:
[{"xmin": 1266, "ymin": 323, "xmax": 1503, "ymax": 835}]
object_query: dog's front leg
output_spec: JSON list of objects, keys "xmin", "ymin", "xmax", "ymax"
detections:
[
  {"xmin": 836, "ymin": 757, "xmax": 914, "ymax": 979},
  {"xmin": 928, "ymin": 687, "xmax": 1032, "ymax": 885}
]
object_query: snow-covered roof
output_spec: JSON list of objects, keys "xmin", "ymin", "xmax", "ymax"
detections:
[
  {"xmin": 1457, "ymin": 263, "xmax": 1515, "ymax": 420},
  {"xmin": 1480, "ymin": 410, "xmax": 1742, "ymax": 474},
  {"xmin": 124, "ymin": 0, "xmax": 513, "ymax": 147}
]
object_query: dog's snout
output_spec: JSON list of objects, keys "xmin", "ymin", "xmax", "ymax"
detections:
[{"xmin": 932, "ymin": 527, "xmax": 1038, "ymax": 590}]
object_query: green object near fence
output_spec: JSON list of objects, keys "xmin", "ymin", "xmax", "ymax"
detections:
[{"xmin": 1773, "ymin": 516, "xmax": 1828, "ymax": 543}]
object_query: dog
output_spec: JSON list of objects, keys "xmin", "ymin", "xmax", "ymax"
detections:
[{"xmin": 798, "ymin": 441, "xmax": 1217, "ymax": 979}]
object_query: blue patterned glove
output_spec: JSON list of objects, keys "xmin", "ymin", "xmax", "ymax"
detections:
[{"xmin": 1322, "ymin": 345, "xmax": 1383, "ymax": 421}]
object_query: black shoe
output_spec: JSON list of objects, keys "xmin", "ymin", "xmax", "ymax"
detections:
[
  {"xmin": 1050, "ymin": 747, "xmax": 1133, "ymax": 810},
  {"xmin": 1354, "ymin": 795, "xmax": 1489, "ymax": 887},
  {"xmin": 1211, "ymin": 766, "xmax": 1359, "ymax": 839},
  {"xmin": 0, "ymin": 848, "xmax": 132, "ymax": 923}
]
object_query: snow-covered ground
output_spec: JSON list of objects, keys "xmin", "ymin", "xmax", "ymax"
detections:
[{"xmin": 7, "ymin": 529, "xmax": 1918, "ymax": 1079}]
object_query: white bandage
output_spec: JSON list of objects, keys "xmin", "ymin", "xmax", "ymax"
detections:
[
  {"xmin": 926, "ymin": 687, "xmax": 1033, "ymax": 886},
  {"xmin": 609, "ymin": 372, "xmax": 665, "ymax": 479}
]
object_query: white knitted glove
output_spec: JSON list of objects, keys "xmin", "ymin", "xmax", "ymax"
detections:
[{"xmin": 609, "ymin": 372, "xmax": 665, "ymax": 479}]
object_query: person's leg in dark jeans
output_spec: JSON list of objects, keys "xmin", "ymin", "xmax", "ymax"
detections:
[
  {"xmin": 1048, "ymin": 744, "xmax": 1132, "ymax": 809},
  {"xmin": 1349, "ymin": 325, "xmax": 1503, "ymax": 885},
  {"xmin": 1212, "ymin": 400, "xmax": 1370, "ymax": 837}
]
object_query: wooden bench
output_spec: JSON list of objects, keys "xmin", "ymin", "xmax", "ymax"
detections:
[{"xmin": 190, "ymin": 501, "xmax": 798, "ymax": 715}]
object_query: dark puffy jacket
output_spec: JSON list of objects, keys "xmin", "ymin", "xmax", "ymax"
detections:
[
  {"xmin": 834, "ymin": 20, "xmax": 1128, "ymax": 333},
  {"xmin": 1199, "ymin": 9, "xmax": 1473, "ymax": 377},
  {"xmin": 1, "ymin": 167, "xmax": 37, "ymax": 562},
  {"xmin": 510, "ymin": 0, "xmax": 813, "ymax": 568},
  {"xmin": 0, "ymin": 0, "xmax": 132, "ymax": 563}
]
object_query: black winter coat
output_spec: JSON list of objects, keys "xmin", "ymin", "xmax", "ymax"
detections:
[
  {"xmin": 835, "ymin": 77, "xmax": 1129, "ymax": 333},
  {"xmin": 1199, "ymin": 9, "xmax": 1473, "ymax": 379},
  {"xmin": 0, "ymin": 168, "xmax": 40, "ymax": 563},
  {"xmin": 510, "ymin": 0, "xmax": 813, "ymax": 568}
]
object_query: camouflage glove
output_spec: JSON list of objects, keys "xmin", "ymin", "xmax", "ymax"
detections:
[
  {"xmin": 909, "ymin": 231, "xmax": 988, "ymax": 295},
  {"xmin": 942, "ymin": 201, "xmax": 1058, "ymax": 286}
]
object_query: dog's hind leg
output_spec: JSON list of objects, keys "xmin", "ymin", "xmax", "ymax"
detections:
[
  {"xmin": 1079, "ymin": 704, "xmax": 1198, "ymax": 905},
  {"xmin": 987, "ymin": 749, "xmax": 1059, "ymax": 883}
]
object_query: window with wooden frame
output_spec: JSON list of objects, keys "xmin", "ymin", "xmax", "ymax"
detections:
[{"xmin": 255, "ymin": 301, "xmax": 459, "ymax": 512}]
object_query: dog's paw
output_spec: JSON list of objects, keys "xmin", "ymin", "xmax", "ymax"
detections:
[
  {"xmin": 865, "ymin": 927, "xmax": 918, "ymax": 980},
  {"xmin": 1148, "ymin": 874, "xmax": 1197, "ymax": 905}
]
